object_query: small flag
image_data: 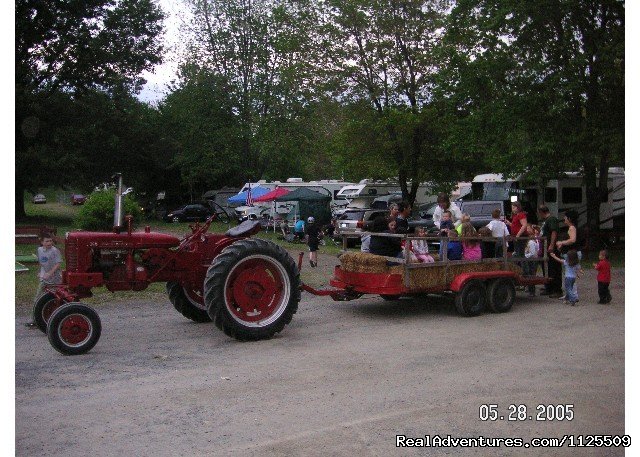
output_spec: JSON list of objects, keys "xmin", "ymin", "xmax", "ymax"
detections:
[{"xmin": 247, "ymin": 183, "xmax": 253, "ymax": 206}]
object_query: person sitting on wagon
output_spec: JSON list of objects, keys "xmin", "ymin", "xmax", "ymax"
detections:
[
  {"xmin": 438, "ymin": 210, "xmax": 455, "ymax": 235},
  {"xmin": 395, "ymin": 201, "xmax": 412, "ymax": 234},
  {"xmin": 456, "ymin": 213, "xmax": 471, "ymax": 235},
  {"xmin": 433, "ymin": 193, "xmax": 462, "ymax": 230},
  {"xmin": 437, "ymin": 211, "xmax": 455, "ymax": 259},
  {"xmin": 460, "ymin": 222, "xmax": 482, "ymax": 261},
  {"xmin": 486, "ymin": 208, "xmax": 509, "ymax": 257},
  {"xmin": 478, "ymin": 227, "xmax": 495, "ymax": 258},
  {"xmin": 446, "ymin": 230, "xmax": 463, "ymax": 261},
  {"xmin": 411, "ymin": 226, "xmax": 435, "ymax": 263},
  {"xmin": 369, "ymin": 216, "xmax": 402, "ymax": 259}
]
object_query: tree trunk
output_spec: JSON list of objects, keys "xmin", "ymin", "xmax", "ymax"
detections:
[
  {"xmin": 583, "ymin": 162, "xmax": 600, "ymax": 233},
  {"xmin": 16, "ymin": 179, "xmax": 26, "ymax": 220}
]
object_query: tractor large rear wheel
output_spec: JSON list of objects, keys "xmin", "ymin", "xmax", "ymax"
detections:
[
  {"xmin": 166, "ymin": 282, "xmax": 212, "ymax": 323},
  {"xmin": 33, "ymin": 292, "xmax": 65, "ymax": 334},
  {"xmin": 204, "ymin": 239, "xmax": 300, "ymax": 341}
]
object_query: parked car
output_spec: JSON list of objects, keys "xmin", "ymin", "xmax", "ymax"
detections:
[
  {"xmin": 71, "ymin": 194, "xmax": 87, "ymax": 205},
  {"xmin": 163, "ymin": 203, "xmax": 214, "ymax": 223},
  {"xmin": 32, "ymin": 194, "xmax": 46, "ymax": 204},
  {"xmin": 333, "ymin": 208, "xmax": 388, "ymax": 245}
]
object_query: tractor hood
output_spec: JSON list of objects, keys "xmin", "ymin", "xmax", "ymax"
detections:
[{"xmin": 66, "ymin": 230, "xmax": 181, "ymax": 249}]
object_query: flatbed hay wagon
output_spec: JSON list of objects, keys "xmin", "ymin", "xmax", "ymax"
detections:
[
  {"xmin": 31, "ymin": 175, "xmax": 548, "ymax": 355},
  {"xmin": 302, "ymin": 232, "xmax": 548, "ymax": 316}
]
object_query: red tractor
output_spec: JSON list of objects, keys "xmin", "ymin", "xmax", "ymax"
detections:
[{"xmin": 34, "ymin": 175, "xmax": 300, "ymax": 355}]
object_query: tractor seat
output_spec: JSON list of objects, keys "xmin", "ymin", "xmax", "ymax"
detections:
[{"xmin": 225, "ymin": 220, "xmax": 262, "ymax": 237}]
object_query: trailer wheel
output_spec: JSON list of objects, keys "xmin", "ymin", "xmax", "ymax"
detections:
[
  {"xmin": 454, "ymin": 280, "xmax": 486, "ymax": 316},
  {"xmin": 33, "ymin": 292, "xmax": 65, "ymax": 334},
  {"xmin": 204, "ymin": 238, "xmax": 300, "ymax": 341},
  {"xmin": 47, "ymin": 303, "xmax": 101, "ymax": 355},
  {"xmin": 486, "ymin": 278, "xmax": 515, "ymax": 313},
  {"xmin": 166, "ymin": 282, "xmax": 212, "ymax": 323}
]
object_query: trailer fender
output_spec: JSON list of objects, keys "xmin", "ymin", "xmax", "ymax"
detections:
[{"xmin": 449, "ymin": 271, "xmax": 517, "ymax": 292}]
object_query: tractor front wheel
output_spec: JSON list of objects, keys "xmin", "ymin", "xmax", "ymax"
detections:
[
  {"xmin": 33, "ymin": 292, "xmax": 65, "ymax": 334},
  {"xmin": 204, "ymin": 239, "xmax": 300, "ymax": 341},
  {"xmin": 166, "ymin": 282, "xmax": 212, "ymax": 323},
  {"xmin": 47, "ymin": 303, "xmax": 101, "ymax": 355}
]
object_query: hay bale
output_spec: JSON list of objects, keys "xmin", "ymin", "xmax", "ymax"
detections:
[
  {"xmin": 340, "ymin": 252, "xmax": 523, "ymax": 289},
  {"xmin": 339, "ymin": 252, "xmax": 390, "ymax": 273},
  {"xmin": 403, "ymin": 261, "xmax": 523, "ymax": 289}
]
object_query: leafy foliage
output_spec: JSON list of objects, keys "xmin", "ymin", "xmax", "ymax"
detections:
[
  {"xmin": 442, "ymin": 0, "xmax": 624, "ymax": 227},
  {"xmin": 16, "ymin": 0, "xmax": 166, "ymax": 218},
  {"xmin": 74, "ymin": 190, "xmax": 142, "ymax": 231}
]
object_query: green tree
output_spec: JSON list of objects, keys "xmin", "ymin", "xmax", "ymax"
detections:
[
  {"xmin": 445, "ymin": 0, "xmax": 624, "ymax": 230},
  {"xmin": 316, "ymin": 0, "xmax": 464, "ymax": 205},
  {"xmin": 159, "ymin": 66, "xmax": 242, "ymax": 198},
  {"xmin": 16, "ymin": 0, "xmax": 165, "ymax": 218},
  {"xmin": 182, "ymin": 0, "xmax": 320, "ymax": 181}
]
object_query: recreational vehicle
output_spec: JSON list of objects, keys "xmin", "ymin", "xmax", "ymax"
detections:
[
  {"xmin": 469, "ymin": 168, "xmax": 624, "ymax": 231},
  {"xmin": 335, "ymin": 180, "xmax": 439, "ymax": 210}
]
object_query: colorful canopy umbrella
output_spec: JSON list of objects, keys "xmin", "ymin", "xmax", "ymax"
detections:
[
  {"xmin": 253, "ymin": 187, "xmax": 291, "ymax": 202},
  {"xmin": 227, "ymin": 186, "xmax": 270, "ymax": 204}
]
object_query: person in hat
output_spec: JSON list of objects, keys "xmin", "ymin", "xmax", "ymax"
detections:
[{"xmin": 305, "ymin": 216, "xmax": 322, "ymax": 267}]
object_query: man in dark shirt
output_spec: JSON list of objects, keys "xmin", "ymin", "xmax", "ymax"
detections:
[
  {"xmin": 369, "ymin": 216, "xmax": 402, "ymax": 258},
  {"xmin": 395, "ymin": 201, "xmax": 412, "ymax": 234},
  {"xmin": 538, "ymin": 205, "xmax": 562, "ymax": 297}
]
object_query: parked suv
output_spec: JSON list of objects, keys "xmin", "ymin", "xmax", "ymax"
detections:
[
  {"xmin": 333, "ymin": 208, "xmax": 388, "ymax": 245},
  {"xmin": 460, "ymin": 200, "xmax": 505, "ymax": 229},
  {"xmin": 163, "ymin": 203, "xmax": 214, "ymax": 223}
]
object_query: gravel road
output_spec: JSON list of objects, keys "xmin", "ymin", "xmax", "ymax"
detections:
[{"xmin": 15, "ymin": 252, "xmax": 625, "ymax": 456}]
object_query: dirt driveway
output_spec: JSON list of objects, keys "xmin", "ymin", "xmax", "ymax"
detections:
[{"xmin": 15, "ymin": 253, "xmax": 625, "ymax": 456}]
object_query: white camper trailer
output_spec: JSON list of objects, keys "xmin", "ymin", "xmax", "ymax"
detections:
[
  {"xmin": 470, "ymin": 168, "xmax": 624, "ymax": 230},
  {"xmin": 335, "ymin": 180, "xmax": 438, "ymax": 210}
]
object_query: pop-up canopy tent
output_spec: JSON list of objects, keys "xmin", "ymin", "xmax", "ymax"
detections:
[
  {"xmin": 274, "ymin": 187, "xmax": 332, "ymax": 224},
  {"xmin": 253, "ymin": 187, "xmax": 291, "ymax": 202},
  {"xmin": 227, "ymin": 186, "xmax": 270, "ymax": 205}
]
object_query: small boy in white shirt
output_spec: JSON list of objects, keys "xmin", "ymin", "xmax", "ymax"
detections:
[{"xmin": 485, "ymin": 209, "xmax": 509, "ymax": 257}]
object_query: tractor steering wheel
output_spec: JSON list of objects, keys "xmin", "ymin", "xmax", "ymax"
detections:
[{"xmin": 209, "ymin": 201, "xmax": 231, "ymax": 224}]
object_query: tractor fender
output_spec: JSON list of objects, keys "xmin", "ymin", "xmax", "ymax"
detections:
[{"xmin": 449, "ymin": 271, "xmax": 517, "ymax": 292}]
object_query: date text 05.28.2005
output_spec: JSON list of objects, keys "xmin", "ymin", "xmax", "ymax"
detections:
[{"xmin": 479, "ymin": 404, "xmax": 574, "ymax": 421}]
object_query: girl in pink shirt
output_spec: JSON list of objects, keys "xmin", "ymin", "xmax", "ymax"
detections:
[{"xmin": 461, "ymin": 222, "xmax": 482, "ymax": 260}]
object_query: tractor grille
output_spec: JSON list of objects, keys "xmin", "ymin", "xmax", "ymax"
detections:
[{"xmin": 65, "ymin": 238, "xmax": 78, "ymax": 271}]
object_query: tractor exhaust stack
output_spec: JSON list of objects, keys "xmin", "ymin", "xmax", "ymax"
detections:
[{"xmin": 113, "ymin": 173, "xmax": 124, "ymax": 232}]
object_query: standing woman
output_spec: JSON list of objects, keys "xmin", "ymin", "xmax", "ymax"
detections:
[
  {"xmin": 505, "ymin": 201, "xmax": 528, "ymax": 257},
  {"xmin": 556, "ymin": 211, "xmax": 583, "ymax": 259},
  {"xmin": 432, "ymin": 193, "xmax": 462, "ymax": 230},
  {"xmin": 555, "ymin": 211, "xmax": 584, "ymax": 300}
]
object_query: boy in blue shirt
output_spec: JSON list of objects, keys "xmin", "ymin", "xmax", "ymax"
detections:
[{"xmin": 446, "ymin": 230, "xmax": 463, "ymax": 260}]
